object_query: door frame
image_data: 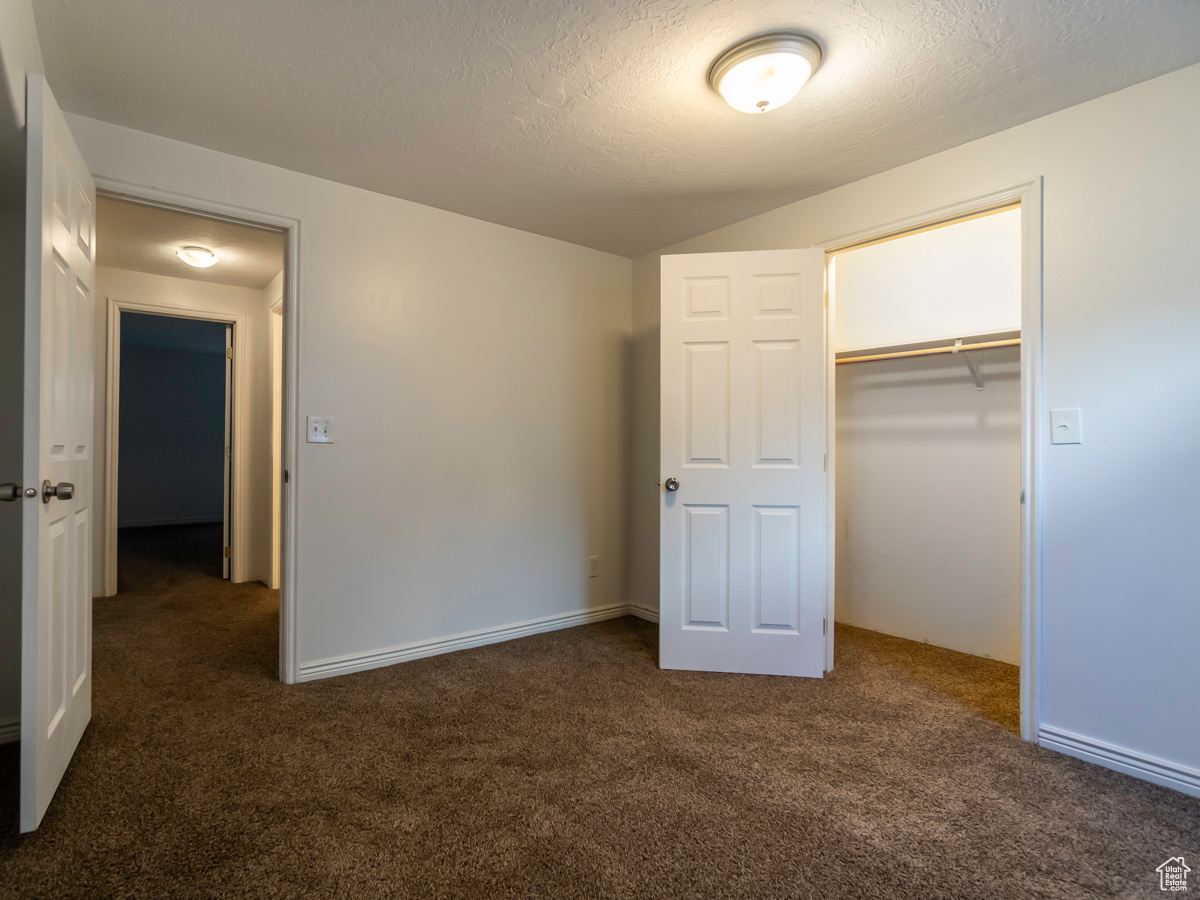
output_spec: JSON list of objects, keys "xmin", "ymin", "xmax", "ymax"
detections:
[
  {"xmin": 104, "ymin": 299, "xmax": 247, "ymax": 580},
  {"xmin": 222, "ymin": 322, "xmax": 234, "ymax": 580},
  {"xmin": 818, "ymin": 178, "xmax": 1045, "ymax": 741},
  {"xmin": 95, "ymin": 179, "xmax": 302, "ymax": 684},
  {"xmin": 268, "ymin": 294, "xmax": 283, "ymax": 590}
]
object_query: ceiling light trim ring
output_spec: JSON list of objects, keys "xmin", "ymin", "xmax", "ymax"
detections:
[
  {"xmin": 177, "ymin": 245, "xmax": 219, "ymax": 268},
  {"xmin": 708, "ymin": 32, "xmax": 823, "ymax": 112}
]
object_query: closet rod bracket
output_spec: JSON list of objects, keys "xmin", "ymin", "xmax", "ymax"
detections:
[
  {"xmin": 963, "ymin": 351, "xmax": 985, "ymax": 390},
  {"xmin": 953, "ymin": 339, "xmax": 985, "ymax": 390}
]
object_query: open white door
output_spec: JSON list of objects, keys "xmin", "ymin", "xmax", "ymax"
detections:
[
  {"xmin": 21, "ymin": 74, "xmax": 95, "ymax": 832},
  {"xmin": 660, "ymin": 250, "xmax": 828, "ymax": 677}
]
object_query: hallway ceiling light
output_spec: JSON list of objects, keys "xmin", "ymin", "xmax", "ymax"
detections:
[
  {"xmin": 176, "ymin": 245, "xmax": 219, "ymax": 267},
  {"xmin": 708, "ymin": 33, "xmax": 822, "ymax": 114}
]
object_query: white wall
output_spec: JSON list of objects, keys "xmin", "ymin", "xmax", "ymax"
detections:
[
  {"xmin": 94, "ymin": 267, "xmax": 275, "ymax": 585},
  {"xmin": 833, "ymin": 208, "xmax": 1021, "ymax": 352},
  {"xmin": 0, "ymin": 1, "xmax": 41, "ymax": 212},
  {"xmin": 70, "ymin": 115, "xmax": 633, "ymax": 675},
  {"xmin": 0, "ymin": 209, "xmax": 24, "ymax": 737},
  {"xmin": 835, "ymin": 348, "xmax": 1021, "ymax": 664},
  {"xmin": 117, "ymin": 343, "xmax": 226, "ymax": 527},
  {"xmin": 0, "ymin": 0, "xmax": 41, "ymax": 130},
  {"xmin": 632, "ymin": 63, "xmax": 1200, "ymax": 787}
]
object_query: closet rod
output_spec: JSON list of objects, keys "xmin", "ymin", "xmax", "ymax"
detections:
[{"xmin": 836, "ymin": 338, "xmax": 1021, "ymax": 366}]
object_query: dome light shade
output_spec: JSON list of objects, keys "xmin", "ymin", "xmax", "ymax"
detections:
[
  {"xmin": 176, "ymin": 246, "xmax": 219, "ymax": 268},
  {"xmin": 708, "ymin": 33, "xmax": 822, "ymax": 114}
]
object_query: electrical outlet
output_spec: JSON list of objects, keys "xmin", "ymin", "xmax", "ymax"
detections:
[
  {"xmin": 307, "ymin": 415, "xmax": 334, "ymax": 443},
  {"xmin": 587, "ymin": 556, "xmax": 600, "ymax": 578}
]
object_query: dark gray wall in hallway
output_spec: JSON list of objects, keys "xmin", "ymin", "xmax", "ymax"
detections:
[{"xmin": 118, "ymin": 315, "xmax": 227, "ymax": 527}]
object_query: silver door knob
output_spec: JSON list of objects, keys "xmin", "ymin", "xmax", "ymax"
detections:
[
  {"xmin": 41, "ymin": 480, "xmax": 74, "ymax": 503},
  {"xmin": 664, "ymin": 477, "xmax": 680, "ymax": 492}
]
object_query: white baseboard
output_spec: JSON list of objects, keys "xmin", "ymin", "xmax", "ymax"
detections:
[
  {"xmin": 628, "ymin": 605, "xmax": 659, "ymax": 623},
  {"xmin": 298, "ymin": 602, "xmax": 649, "ymax": 682},
  {"xmin": 1039, "ymin": 726, "xmax": 1200, "ymax": 798},
  {"xmin": 0, "ymin": 715, "xmax": 18, "ymax": 745}
]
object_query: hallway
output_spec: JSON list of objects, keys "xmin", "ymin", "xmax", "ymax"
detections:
[
  {"xmin": 1, "ymin": 528, "xmax": 1198, "ymax": 898},
  {"xmin": 118, "ymin": 523, "xmax": 233, "ymax": 583},
  {"xmin": 109, "ymin": 523, "xmax": 278, "ymax": 674}
]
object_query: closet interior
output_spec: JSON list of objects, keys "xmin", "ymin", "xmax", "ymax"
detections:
[{"xmin": 830, "ymin": 206, "xmax": 1023, "ymax": 668}]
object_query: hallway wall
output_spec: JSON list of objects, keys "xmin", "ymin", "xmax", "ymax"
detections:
[{"xmin": 117, "ymin": 340, "xmax": 226, "ymax": 527}]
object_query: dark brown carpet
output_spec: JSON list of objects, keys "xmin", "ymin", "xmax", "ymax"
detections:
[{"xmin": 1, "ymin": 525, "xmax": 1197, "ymax": 898}]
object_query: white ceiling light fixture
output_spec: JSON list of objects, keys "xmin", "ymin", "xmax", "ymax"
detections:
[
  {"xmin": 176, "ymin": 245, "xmax": 219, "ymax": 268},
  {"xmin": 708, "ymin": 33, "xmax": 822, "ymax": 114}
]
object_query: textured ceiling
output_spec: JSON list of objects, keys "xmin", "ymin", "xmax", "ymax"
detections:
[
  {"xmin": 34, "ymin": 0, "xmax": 1200, "ymax": 257},
  {"xmin": 97, "ymin": 195, "xmax": 284, "ymax": 289}
]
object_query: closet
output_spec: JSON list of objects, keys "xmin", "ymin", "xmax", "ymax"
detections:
[{"xmin": 830, "ymin": 206, "xmax": 1022, "ymax": 665}]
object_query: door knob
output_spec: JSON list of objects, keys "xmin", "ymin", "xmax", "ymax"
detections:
[
  {"xmin": 41, "ymin": 480, "xmax": 74, "ymax": 503},
  {"xmin": 664, "ymin": 477, "xmax": 680, "ymax": 492}
]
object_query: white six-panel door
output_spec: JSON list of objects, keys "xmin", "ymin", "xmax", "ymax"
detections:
[
  {"xmin": 22, "ymin": 74, "xmax": 95, "ymax": 832},
  {"xmin": 660, "ymin": 250, "xmax": 828, "ymax": 677}
]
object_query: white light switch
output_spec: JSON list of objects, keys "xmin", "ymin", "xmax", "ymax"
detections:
[
  {"xmin": 1050, "ymin": 408, "xmax": 1081, "ymax": 444},
  {"xmin": 307, "ymin": 415, "xmax": 334, "ymax": 443}
]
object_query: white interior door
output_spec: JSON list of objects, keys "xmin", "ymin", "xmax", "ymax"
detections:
[
  {"xmin": 660, "ymin": 249, "xmax": 828, "ymax": 677},
  {"xmin": 21, "ymin": 75, "xmax": 96, "ymax": 831}
]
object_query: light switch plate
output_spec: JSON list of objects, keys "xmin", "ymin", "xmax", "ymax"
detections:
[
  {"xmin": 1050, "ymin": 408, "xmax": 1081, "ymax": 444},
  {"xmin": 307, "ymin": 415, "xmax": 334, "ymax": 443}
]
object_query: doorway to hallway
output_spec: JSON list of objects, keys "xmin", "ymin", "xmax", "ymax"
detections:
[{"xmin": 116, "ymin": 312, "xmax": 231, "ymax": 583}]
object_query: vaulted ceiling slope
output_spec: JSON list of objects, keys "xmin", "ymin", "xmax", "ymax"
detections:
[{"xmin": 33, "ymin": 0, "xmax": 1200, "ymax": 258}]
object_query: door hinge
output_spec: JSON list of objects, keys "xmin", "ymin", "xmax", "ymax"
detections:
[
  {"xmin": 226, "ymin": 347, "xmax": 233, "ymax": 359},
  {"xmin": 823, "ymin": 617, "xmax": 827, "ymax": 636},
  {"xmin": 284, "ymin": 469, "xmax": 289, "ymax": 484},
  {"xmin": 823, "ymin": 454, "xmax": 827, "ymax": 472},
  {"xmin": 223, "ymin": 546, "xmax": 232, "ymax": 559}
]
